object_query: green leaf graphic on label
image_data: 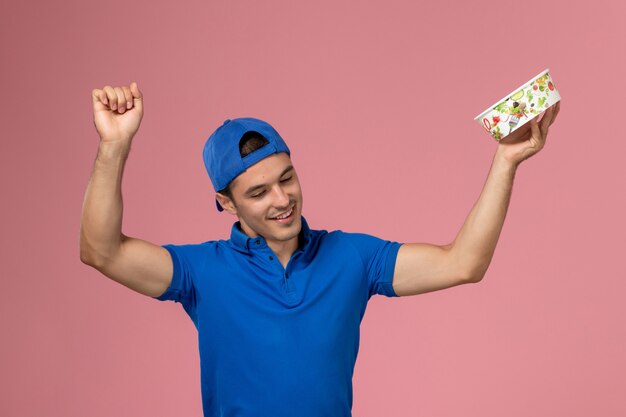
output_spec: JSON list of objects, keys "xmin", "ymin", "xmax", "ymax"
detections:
[
  {"xmin": 538, "ymin": 97, "xmax": 546, "ymax": 107},
  {"xmin": 494, "ymin": 102, "xmax": 509, "ymax": 113},
  {"xmin": 493, "ymin": 126, "xmax": 502, "ymax": 140}
]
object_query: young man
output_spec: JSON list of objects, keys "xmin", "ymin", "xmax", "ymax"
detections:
[{"xmin": 80, "ymin": 82, "xmax": 560, "ymax": 416}]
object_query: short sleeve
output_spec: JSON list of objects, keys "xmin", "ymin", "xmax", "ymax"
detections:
[
  {"xmin": 152, "ymin": 244, "xmax": 197, "ymax": 308},
  {"xmin": 342, "ymin": 232, "xmax": 403, "ymax": 298}
]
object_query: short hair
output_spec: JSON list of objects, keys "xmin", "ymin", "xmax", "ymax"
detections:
[{"xmin": 218, "ymin": 131, "xmax": 269, "ymax": 202}]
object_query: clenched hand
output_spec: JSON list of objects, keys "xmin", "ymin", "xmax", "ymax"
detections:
[{"xmin": 92, "ymin": 82, "xmax": 143, "ymax": 144}]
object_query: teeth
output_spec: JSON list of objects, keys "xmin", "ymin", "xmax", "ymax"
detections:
[{"xmin": 274, "ymin": 208, "xmax": 293, "ymax": 219}]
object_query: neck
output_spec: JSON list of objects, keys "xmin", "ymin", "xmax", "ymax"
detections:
[{"xmin": 266, "ymin": 236, "xmax": 299, "ymax": 266}]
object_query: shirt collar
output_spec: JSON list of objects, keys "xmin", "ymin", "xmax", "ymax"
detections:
[{"xmin": 229, "ymin": 215, "xmax": 312, "ymax": 253}]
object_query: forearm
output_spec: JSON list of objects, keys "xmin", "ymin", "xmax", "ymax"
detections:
[
  {"xmin": 79, "ymin": 141, "xmax": 131, "ymax": 266},
  {"xmin": 451, "ymin": 151, "xmax": 518, "ymax": 281}
]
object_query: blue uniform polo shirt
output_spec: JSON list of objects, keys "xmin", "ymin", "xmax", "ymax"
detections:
[{"xmin": 153, "ymin": 215, "xmax": 402, "ymax": 417}]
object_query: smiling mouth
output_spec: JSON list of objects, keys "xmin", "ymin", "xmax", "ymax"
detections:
[{"xmin": 270, "ymin": 205, "xmax": 295, "ymax": 220}]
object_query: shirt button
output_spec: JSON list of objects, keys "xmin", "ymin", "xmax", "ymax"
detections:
[
  {"xmin": 255, "ymin": 239, "xmax": 261, "ymax": 245},
  {"xmin": 269, "ymin": 256, "xmax": 274, "ymax": 261}
]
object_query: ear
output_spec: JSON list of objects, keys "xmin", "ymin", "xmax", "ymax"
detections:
[{"xmin": 216, "ymin": 193, "xmax": 238, "ymax": 215}]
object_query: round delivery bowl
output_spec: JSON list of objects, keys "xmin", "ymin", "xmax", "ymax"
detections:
[{"xmin": 474, "ymin": 69, "xmax": 561, "ymax": 142}]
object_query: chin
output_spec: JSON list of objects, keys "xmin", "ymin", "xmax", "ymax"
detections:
[{"xmin": 271, "ymin": 218, "xmax": 301, "ymax": 241}]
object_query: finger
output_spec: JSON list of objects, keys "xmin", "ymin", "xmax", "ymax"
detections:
[
  {"xmin": 92, "ymin": 88, "xmax": 105, "ymax": 106},
  {"xmin": 540, "ymin": 105, "xmax": 555, "ymax": 136},
  {"xmin": 130, "ymin": 81, "xmax": 143, "ymax": 113},
  {"xmin": 121, "ymin": 86, "xmax": 133, "ymax": 110},
  {"xmin": 550, "ymin": 101, "xmax": 561, "ymax": 126},
  {"xmin": 541, "ymin": 119, "xmax": 551, "ymax": 141},
  {"xmin": 543, "ymin": 105, "xmax": 555, "ymax": 125},
  {"xmin": 113, "ymin": 86, "xmax": 126, "ymax": 113},
  {"xmin": 541, "ymin": 118, "xmax": 550, "ymax": 139},
  {"xmin": 103, "ymin": 85, "xmax": 116, "ymax": 109},
  {"xmin": 530, "ymin": 117, "xmax": 542, "ymax": 143}
]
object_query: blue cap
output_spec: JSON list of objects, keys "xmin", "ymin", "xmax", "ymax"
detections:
[{"xmin": 203, "ymin": 117, "xmax": 291, "ymax": 211}]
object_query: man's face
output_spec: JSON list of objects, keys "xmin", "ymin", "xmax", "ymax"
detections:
[{"xmin": 217, "ymin": 152, "xmax": 303, "ymax": 245}]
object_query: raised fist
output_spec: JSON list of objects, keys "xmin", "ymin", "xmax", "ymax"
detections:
[{"xmin": 92, "ymin": 82, "xmax": 143, "ymax": 144}]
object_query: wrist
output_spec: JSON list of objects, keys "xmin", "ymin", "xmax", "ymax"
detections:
[
  {"xmin": 493, "ymin": 150, "xmax": 519, "ymax": 174},
  {"xmin": 97, "ymin": 140, "xmax": 132, "ymax": 162},
  {"xmin": 494, "ymin": 147, "xmax": 519, "ymax": 171}
]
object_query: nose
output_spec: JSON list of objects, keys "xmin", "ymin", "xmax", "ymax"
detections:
[{"xmin": 271, "ymin": 184, "xmax": 290, "ymax": 209}]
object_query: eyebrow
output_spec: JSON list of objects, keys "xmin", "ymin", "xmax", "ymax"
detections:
[{"xmin": 244, "ymin": 165, "xmax": 294, "ymax": 196}]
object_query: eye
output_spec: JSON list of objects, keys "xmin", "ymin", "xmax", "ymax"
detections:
[
  {"xmin": 280, "ymin": 176, "xmax": 293, "ymax": 183},
  {"xmin": 251, "ymin": 190, "xmax": 266, "ymax": 198}
]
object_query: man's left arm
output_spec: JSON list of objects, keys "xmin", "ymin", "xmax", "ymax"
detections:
[{"xmin": 392, "ymin": 102, "xmax": 560, "ymax": 297}]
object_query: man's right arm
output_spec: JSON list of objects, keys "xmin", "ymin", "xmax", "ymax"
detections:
[{"xmin": 79, "ymin": 83, "xmax": 173, "ymax": 298}]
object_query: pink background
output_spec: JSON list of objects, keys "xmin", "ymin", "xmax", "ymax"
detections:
[{"xmin": 2, "ymin": 0, "xmax": 625, "ymax": 416}]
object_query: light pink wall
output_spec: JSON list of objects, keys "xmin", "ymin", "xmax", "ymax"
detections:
[{"xmin": 2, "ymin": 0, "xmax": 624, "ymax": 416}]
